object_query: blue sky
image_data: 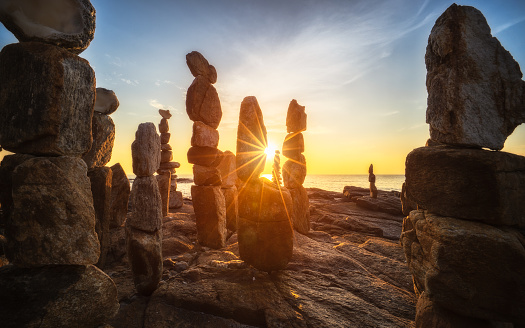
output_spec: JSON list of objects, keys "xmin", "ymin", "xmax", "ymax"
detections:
[{"xmin": 1, "ymin": 0, "xmax": 524, "ymax": 174}]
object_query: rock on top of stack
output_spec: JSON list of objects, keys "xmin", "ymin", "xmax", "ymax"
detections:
[
  {"xmin": 425, "ymin": 4, "xmax": 525, "ymax": 150},
  {"xmin": 186, "ymin": 51, "xmax": 217, "ymax": 84},
  {"xmin": 94, "ymin": 88, "xmax": 119, "ymax": 115},
  {"xmin": 286, "ymin": 99, "xmax": 307, "ymax": 133},
  {"xmin": 0, "ymin": 0, "xmax": 96, "ymax": 54}
]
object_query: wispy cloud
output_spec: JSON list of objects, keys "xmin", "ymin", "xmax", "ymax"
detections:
[
  {"xmin": 148, "ymin": 99, "xmax": 180, "ymax": 114},
  {"xmin": 121, "ymin": 78, "xmax": 139, "ymax": 86},
  {"xmin": 155, "ymin": 80, "xmax": 176, "ymax": 87},
  {"xmin": 493, "ymin": 16, "xmax": 525, "ymax": 34}
]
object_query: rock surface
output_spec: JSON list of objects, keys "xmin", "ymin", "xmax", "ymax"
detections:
[
  {"xmin": 217, "ymin": 150, "xmax": 237, "ymax": 187},
  {"xmin": 156, "ymin": 173, "xmax": 171, "ymax": 217},
  {"xmin": 191, "ymin": 121, "xmax": 219, "ymax": 148},
  {"xmin": 186, "ymin": 51, "xmax": 217, "ymax": 84},
  {"xmin": 187, "ymin": 146, "xmax": 222, "ymax": 167},
  {"xmin": 82, "ymin": 112, "xmax": 115, "ymax": 169},
  {"xmin": 222, "ymin": 186, "xmax": 239, "ymax": 232},
  {"xmin": 282, "ymin": 155, "xmax": 307, "ymax": 189},
  {"xmin": 169, "ymin": 190, "xmax": 183, "ymax": 209},
  {"xmin": 109, "ymin": 163, "xmax": 130, "ymax": 228},
  {"xmin": 425, "ymin": 4, "xmax": 525, "ymax": 150},
  {"xmin": 0, "ymin": 42, "xmax": 95, "ymax": 156},
  {"xmin": 88, "ymin": 167, "xmax": 112, "ymax": 269},
  {"xmin": 186, "ymin": 76, "xmax": 222, "ymax": 129},
  {"xmin": 290, "ymin": 185, "xmax": 310, "ymax": 234},
  {"xmin": 94, "ymin": 87, "xmax": 119, "ymax": 115},
  {"xmin": 405, "ymin": 146, "xmax": 525, "ymax": 227},
  {"xmin": 6, "ymin": 156, "xmax": 99, "ymax": 267},
  {"xmin": 282, "ymin": 132, "xmax": 305, "ymax": 159},
  {"xmin": 0, "ymin": 264, "xmax": 119, "ymax": 328},
  {"xmin": 401, "ymin": 210, "xmax": 525, "ymax": 323},
  {"xmin": 128, "ymin": 176, "xmax": 163, "ymax": 233},
  {"xmin": 158, "ymin": 118, "xmax": 169, "ymax": 133},
  {"xmin": 191, "ymin": 185, "xmax": 227, "ymax": 249},
  {"xmin": 286, "ymin": 99, "xmax": 307, "ymax": 133},
  {"xmin": 0, "ymin": 0, "xmax": 96, "ymax": 54},
  {"xmin": 356, "ymin": 195, "xmax": 403, "ymax": 216},
  {"xmin": 236, "ymin": 96, "xmax": 267, "ymax": 182},
  {"xmin": 193, "ymin": 165, "xmax": 222, "ymax": 186},
  {"xmin": 131, "ymin": 123, "xmax": 161, "ymax": 177}
]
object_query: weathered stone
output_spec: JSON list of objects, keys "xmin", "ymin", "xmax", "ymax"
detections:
[
  {"xmin": 282, "ymin": 155, "xmax": 307, "ymax": 189},
  {"xmin": 222, "ymin": 186, "xmax": 238, "ymax": 232},
  {"xmin": 161, "ymin": 143, "xmax": 172, "ymax": 151},
  {"xmin": 0, "ymin": 154, "xmax": 34, "ymax": 225},
  {"xmin": 160, "ymin": 150, "xmax": 173, "ymax": 163},
  {"xmin": 191, "ymin": 185, "xmax": 227, "ymax": 249},
  {"xmin": 5, "ymin": 156, "xmax": 100, "ymax": 267},
  {"xmin": 160, "ymin": 132, "xmax": 170, "ymax": 144},
  {"xmin": 290, "ymin": 186, "xmax": 310, "ymax": 235},
  {"xmin": 426, "ymin": 4, "xmax": 525, "ymax": 150},
  {"xmin": 0, "ymin": 0, "xmax": 96, "ymax": 54},
  {"xmin": 159, "ymin": 109, "xmax": 172, "ymax": 119},
  {"xmin": 400, "ymin": 182, "xmax": 417, "ymax": 216},
  {"xmin": 82, "ymin": 112, "xmax": 115, "ymax": 169},
  {"xmin": 126, "ymin": 224, "xmax": 163, "ymax": 296},
  {"xmin": 169, "ymin": 190, "xmax": 183, "ymax": 209},
  {"xmin": 187, "ymin": 146, "xmax": 222, "ymax": 167},
  {"xmin": 94, "ymin": 87, "xmax": 119, "ymax": 115},
  {"xmin": 356, "ymin": 195, "xmax": 403, "ymax": 216},
  {"xmin": 401, "ymin": 210, "xmax": 525, "ymax": 323},
  {"xmin": 158, "ymin": 162, "xmax": 180, "ymax": 174},
  {"xmin": 216, "ymin": 150, "xmax": 238, "ymax": 188},
  {"xmin": 236, "ymin": 96, "xmax": 267, "ymax": 182},
  {"xmin": 282, "ymin": 132, "xmax": 304, "ymax": 159},
  {"xmin": 128, "ymin": 176, "xmax": 162, "ymax": 233},
  {"xmin": 88, "ymin": 167, "xmax": 112, "ymax": 269},
  {"xmin": 156, "ymin": 173, "xmax": 171, "ymax": 217},
  {"xmin": 0, "ymin": 264, "xmax": 119, "ymax": 328},
  {"xmin": 286, "ymin": 99, "xmax": 307, "ymax": 133},
  {"xmin": 186, "ymin": 51, "xmax": 217, "ymax": 84},
  {"xmin": 237, "ymin": 179, "xmax": 294, "ymax": 271},
  {"xmin": 186, "ymin": 76, "xmax": 222, "ymax": 129},
  {"xmin": 158, "ymin": 118, "xmax": 169, "ymax": 133},
  {"xmin": 405, "ymin": 146, "xmax": 525, "ymax": 227},
  {"xmin": 109, "ymin": 163, "xmax": 130, "ymax": 229},
  {"xmin": 0, "ymin": 42, "xmax": 95, "ymax": 156},
  {"xmin": 193, "ymin": 165, "xmax": 222, "ymax": 186},
  {"xmin": 369, "ymin": 164, "xmax": 377, "ymax": 198},
  {"xmin": 191, "ymin": 121, "xmax": 219, "ymax": 148},
  {"xmin": 131, "ymin": 123, "xmax": 161, "ymax": 177}
]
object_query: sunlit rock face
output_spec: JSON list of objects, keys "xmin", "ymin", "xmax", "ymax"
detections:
[
  {"xmin": 88, "ymin": 166, "xmax": 112, "ymax": 269},
  {"xmin": 128, "ymin": 176, "xmax": 163, "ymax": 233},
  {"xmin": 216, "ymin": 150, "xmax": 237, "ymax": 188},
  {"xmin": 131, "ymin": 123, "xmax": 161, "ymax": 177},
  {"xmin": 109, "ymin": 163, "xmax": 129, "ymax": 229},
  {"xmin": 186, "ymin": 51, "xmax": 217, "ymax": 84},
  {"xmin": 82, "ymin": 112, "xmax": 115, "ymax": 169},
  {"xmin": 0, "ymin": 42, "xmax": 95, "ymax": 156},
  {"xmin": 94, "ymin": 88, "xmax": 119, "ymax": 115},
  {"xmin": 282, "ymin": 154, "xmax": 306, "ymax": 189},
  {"xmin": 186, "ymin": 76, "xmax": 222, "ymax": 129},
  {"xmin": 191, "ymin": 185, "xmax": 227, "ymax": 249},
  {"xmin": 426, "ymin": 4, "xmax": 525, "ymax": 150},
  {"xmin": 286, "ymin": 99, "xmax": 307, "ymax": 133},
  {"xmin": 0, "ymin": 0, "xmax": 96, "ymax": 54},
  {"xmin": 236, "ymin": 96, "xmax": 267, "ymax": 182}
]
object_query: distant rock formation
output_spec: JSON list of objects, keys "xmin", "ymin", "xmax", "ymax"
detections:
[
  {"xmin": 236, "ymin": 96, "xmax": 294, "ymax": 271},
  {"xmin": 402, "ymin": 4, "xmax": 525, "ymax": 326},
  {"xmin": 186, "ymin": 51, "xmax": 227, "ymax": 249},
  {"xmin": 282, "ymin": 99, "xmax": 310, "ymax": 235},
  {"xmin": 368, "ymin": 164, "xmax": 377, "ymax": 198},
  {"xmin": 127, "ymin": 123, "xmax": 163, "ymax": 296},
  {"xmin": 0, "ymin": 1, "xmax": 119, "ymax": 325},
  {"xmin": 272, "ymin": 150, "xmax": 282, "ymax": 186}
]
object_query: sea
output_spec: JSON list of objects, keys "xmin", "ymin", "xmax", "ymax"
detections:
[{"xmin": 130, "ymin": 174, "xmax": 405, "ymax": 199}]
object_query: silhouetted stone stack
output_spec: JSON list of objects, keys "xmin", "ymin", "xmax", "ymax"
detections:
[
  {"xmin": 185, "ymin": 51, "xmax": 227, "ymax": 249},
  {"xmin": 127, "ymin": 123, "xmax": 163, "ymax": 296},
  {"xmin": 217, "ymin": 150, "xmax": 239, "ymax": 232},
  {"xmin": 156, "ymin": 109, "xmax": 182, "ymax": 215},
  {"xmin": 368, "ymin": 164, "xmax": 377, "ymax": 199},
  {"xmin": 272, "ymin": 150, "xmax": 282, "ymax": 186},
  {"xmin": 282, "ymin": 99, "xmax": 310, "ymax": 235},
  {"xmin": 401, "ymin": 4, "xmax": 525, "ymax": 327},
  {"xmin": 236, "ymin": 96, "xmax": 294, "ymax": 272},
  {"xmin": 0, "ymin": 1, "xmax": 119, "ymax": 326}
]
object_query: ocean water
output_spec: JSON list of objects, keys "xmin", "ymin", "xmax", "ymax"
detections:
[{"xmin": 170, "ymin": 174, "xmax": 405, "ymax": 199}]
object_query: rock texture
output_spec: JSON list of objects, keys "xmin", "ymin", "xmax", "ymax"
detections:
[
  {"xmin": 222, "ymin": 186, "xmax": 239, "ymax": 232},
  {"xmin": 282, "ymin": 154, "xmax": 307, "ymax": 189},
  {"xmin": 186, "ymin": 51, "xmax": 217, "ymax": 84},
  {"xmin": 131, "ymin": 123, "xmax": 161, "ymax": 177},
  {"xmin": 282, "ymin": 132, "xmax": 305, "ymax": 159},
  {"xmin": 191, "ymin": 185, "xmax": 227, "ymax": 249},
  {"xmin": 88, "ymin": 166, "xmax": 112, "ymax": 269},
  {"xmin": 193, "ymin": 165, "xmax": 222, "ymax": 186},
  {"xmin": 0, "ymin": 264, "xmax": 118, "ymax": 328},
  {"xmin": 156, "ymin": 173, "xmax": 171, "ymax": 217},
  {"xmin": 109, "ymin": 163, "xmax": 130, "ymax": 228},
  {"xmin": 82, "ymin": 112, "xmax": 115, "ymax": 169},
  {"xmin": 0, "ymin": 42, "xmax": 95, "ymax": 156},
  {"xmin": 217, "ymin": 150, "xmax": 237, "ymax": 188},
  {"xmin": 94, "ymin": 87, "xmax": 119, "ymax": 115},
  {"xmin": 127, "ymin": 176, "xmax": 162, "ymax": 233},
  {"xmin": 286, "ymin": 99, "xmax": 307, "ymax": 133},
  {"xmin": 191, "ymin": 121, "xmax": 219, "ymax": 148},
  {"xmin": 369, "ymin": 164, "xmax": 378, "ymax": 198},
  {"xmin": 236, "ymin": 96, "xmax": 267, "ymax": 182},
  {"xmin": 0, "ymin": 0, "xmax": 96, "ymax": 54},
  {"xmin": 186, "ymin": 76, "xmax": 222, "ymax": 129},
  {"xmin": 425, "ymin": 4, "xmax": 525, "ymax": 150},
  {"xmin": 290, "ymin": 186, "xmax": 310, "ymax": 235},
  {"xmin": 187, "ymin": 146, "xmax": 222, "ymax": 167}
]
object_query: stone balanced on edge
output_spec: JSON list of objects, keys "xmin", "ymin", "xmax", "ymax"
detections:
[{"xmin": 0, "ymin": 1, "xmax": 119, "ymax": 326}]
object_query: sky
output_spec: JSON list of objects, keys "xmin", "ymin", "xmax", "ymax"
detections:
[{"xmin": 1, "ymin": 0, "xmax": 525, "ymax": 175}]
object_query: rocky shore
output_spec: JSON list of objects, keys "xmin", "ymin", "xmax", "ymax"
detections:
[{"xmin": 103, "ymin": 186, "xmax": 415, "ymax": 328}]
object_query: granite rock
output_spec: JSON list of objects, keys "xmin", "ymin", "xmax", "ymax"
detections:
[
  {"xmin": 217, "ymin": 150, "xmax": 238, "ymax": 188},
  {"xmin": 82, "ymin": 112, "xmax": 115, "ymax": 169},
  {"xmin": 128, "ymin": 176, "xmax": 163, "ymax": 233},
  {"xmin": 222, "ymin": 186, "xmax": 239, "ymax": 232},
  {"xmin": 160, "ymin": 150, "xmax": 173, "ymax": 163},
  {"xmin": 186, "ymin": 76, "xmax": 222, "ymax": 129},
  {"xmin": 193, "ymin": 165, "xmax": 222, "ymax": 186},
  {"xmin": 156, "ymin": 173, "xmax": 171, "ymax": 217},
  {"xmin": 290, "ymin": 185, "xmax": 310, "ymax": 235},
  {"xmin": 286, "ymin": 99, "xmax": 307, "ymax": 133},
  {"xmin": 158, "ymin": 118, "xmax": 169, "ymax": 134},
  {"xmin": 160, "ymin": 132, "xmax": 170, "ymax": 144},
  {"xmin": 159, "ymin": 109, "xmax": 172, "ymax": 119},
  {"xmin": 282, "ymin": 132, "xmax": 304, "ymax": 159},
  {"xmin": 187, "ymin": 146, "xmax": 223, "ymax": 167},
  {"xmin": 191, "ymin": 121, "xmax": 219, "ymax": 148},
  {"xmin": 94, "ymin": 87, "xmax": 119, "ymax": 115},
  {"xmin": 0, "ymin": 42, "xmax": 95, "ymax": 156},
  {"xmin": 109, "ymin": 163, "xmax": 130, "ymax": 228},
  {"xmin": 282, "ymin": 155, "xmax": 307, "ymax": 189},
  {"xmin": 186, "ymin": 51, "xmax": 217, "ymax": 84},
  {"xmin": 88, "ymin": 167, "xmax": 112, "ymax": 269},
  {"xmin": 191, "ymin": 185, "xmax": 227, "ymax": 249},
  {"xmin": 169, "ymin": 190, "xmax": 184, "ymax": 209},
  {"xmin": 131, "ymin": 123, "xmax": 161, "ymax": 177}
]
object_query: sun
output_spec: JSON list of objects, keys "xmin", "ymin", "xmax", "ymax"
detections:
[{"xmin": 264, "ymin": 142, "xmax": 278, "ymax": 157}]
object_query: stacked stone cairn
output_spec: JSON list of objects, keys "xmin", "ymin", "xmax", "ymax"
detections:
[
  {"xmin": 401, "ymin": 4, "xmax": 525, "ymax": 327},
  {"xmin": 272, "ymin": 150, "xmax": 282, "ymax": 186},
  {"xmin": 236, "ymin": 96, "xmax": 294, "ymax": 272},
  {"xmin": 156, "ymin": 109, "xmax": 182, "ymax": 216},
  {"xmin": 368, "ymin": 164, "xmax": 377, "ymax": 198},
  {"xmin": 217, "ymin": 150, "xmax": 239, "ymax": 232},
  {"xmin": 0, "ymin": 1, "xmax": 119, "ymax": 326},
  {"xmin": 185, "ymin": 51, "xmax": 228, "ymax": 249},
  {"xmin": 127, "ymin": 123, "xmax": 163, "ymax": 296},
  {"xmin": 282, "ymin": 99, "xmax": 310, "ymax": 235}
]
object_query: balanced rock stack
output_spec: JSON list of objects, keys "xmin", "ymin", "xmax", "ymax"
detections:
[
  {"xmin": 368, "ymin": 164, "xmax": 377, "ymax": 199},
  {"xmin": 236, "ymin": 96, "xmax": 294, "ymax": 272},
  {"xmin": 82, "ymin": 87, "xmax": 127, "ymax": 269},
  {"xmin": 272, "ymin": 150, "xmax": 282, "ymax": 186},
  {"xmin": 127, "ymin": 123, "xmax": 163, "ymax": 296},
  {"xmin": 216, "ymin": 150, "xmax": 239, "ymax": 232},
  {"xmin": 401, "ymin": 4, "xmax": 525, "ymax": 327},
  {"xmin": 282, "ymin": 100, "xmax": 310, "ymax": 234},
  {"xmin": 185, "ymin": 51, "xmax": 227, "ymax": 249},
  {"xmin": 156, "ymin": 109, "xmax": 182, "ymax": 215},
  {"xmin": 0, "ymin": 1, "xmax": 119, "ymax": 326}
]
